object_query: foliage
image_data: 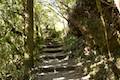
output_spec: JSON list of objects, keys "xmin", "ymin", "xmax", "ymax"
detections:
[
  {"xmin": 64, "ymin": 33, "xmax": 84, "ymax": 60},
  {"xmin": 67, "ymin": 0, "xmax": 120, "ymax": 79},
  {"xmin": 0, "ymin": 0, "xmax": 24, "ymax": 79},
  {"xmin": 0, "ymin": 0, "xmax": 64, "ymax": 79},
  {"xmin": 0, "ymin": 0, "xmax": 120, "ymax": 80}
]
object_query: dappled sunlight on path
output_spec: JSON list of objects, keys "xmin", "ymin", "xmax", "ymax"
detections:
[{"xmin": 33, "ymin": 38, "xmax": 84, "ymax": 80}]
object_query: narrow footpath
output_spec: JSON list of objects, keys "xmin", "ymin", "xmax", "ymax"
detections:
[{"xmin": 33, "ymin": 38, "xmax": 82, "ymax": 80}]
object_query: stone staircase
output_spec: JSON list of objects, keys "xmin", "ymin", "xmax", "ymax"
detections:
[{"xmin": 33, "ymin": 39, "xmax": 82, "ymax": 80}]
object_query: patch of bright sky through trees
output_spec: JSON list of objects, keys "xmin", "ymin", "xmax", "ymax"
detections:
[{"xmin": 39, "ymin": 0, "xmax": 68, "ymax": 31}]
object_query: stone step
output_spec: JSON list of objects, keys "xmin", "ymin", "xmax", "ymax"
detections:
[
  {"xmin": 40, "ymin": 52, "xmax": 66, "ymax": 57},
  {"xmin": 41, "ymin": 56, "xmax": 70, "ymax": 66},
  {"xmin": 44, "ymin": 44, "xmax": 63, "ymax": 48},
  {"xmin": 39, "ymin": 56, "xmax": 69, "ymax": 65},
  {"xmin": 34, "ymin": 65, "xmax": 78, "ymax": 73},
  {"xmin": 39, "ymin": 59, "xmax": 79, "ymax": 68},
  {"xmin": 33, "ymin": 62, "xmax": 82, "ymax": 73},
  {"xmin": 42, "ymin": 49, "xmax": 64, "ymax": 53},
  {"xmin": 34, "ymin": 57, "xmax": 69, "ymax": 70},
  {"xmin": 42, "ymin": 47, "xmax": 63, "ymax": 52},
  {"xmin": 35, "ymin": 70, "xmax": 81, "ymax": 80},
  {"xmin": 39, "ymin": 53, "xmax": 67, "ymax": 60},
  {"xmin": 39, "ymin": 60, "xmax": 77, "ymax": 69},
  {"xmin": 46, "ymin": 39, "xmax": 63, "ymax": 44}
]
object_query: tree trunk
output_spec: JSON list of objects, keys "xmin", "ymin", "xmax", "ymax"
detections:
[
  {"xmin": 23, "ymin": 0, "xmax": 34, "ymax": 79},
  {"xmin": 26, "ymin": 0, "xmax": 34, "ymax": 62}
]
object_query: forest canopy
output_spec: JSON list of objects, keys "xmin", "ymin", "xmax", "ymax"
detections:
[{"xmin": 0, "ymin": 0, "xmax": 120, "ymax": 80}]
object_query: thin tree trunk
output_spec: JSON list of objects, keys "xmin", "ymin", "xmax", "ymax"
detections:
[
  {"xmin": 26, "ymin": 0, "xmax": 34, "ymax": 62},
  {"xmin": 23, "ymin": 0, "xmax": 34, "ymax": 79}
]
